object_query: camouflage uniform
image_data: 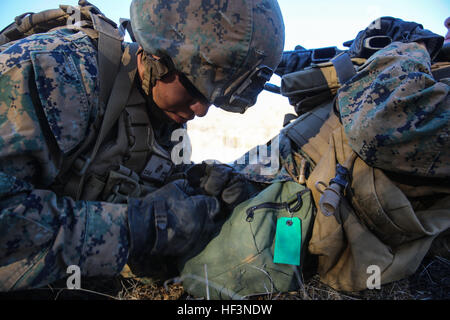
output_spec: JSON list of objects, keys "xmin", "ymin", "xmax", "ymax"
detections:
[
  {"xmin": 0, "ymin": 0, "xmax": 285, "ymax": 291},
  {"xmin": 338, "ymin": 41, "xmax": 450, "ymax": 178},
  {"xmin": 0, "ymin": 28, "xmax": 178, "ymax": 291}
]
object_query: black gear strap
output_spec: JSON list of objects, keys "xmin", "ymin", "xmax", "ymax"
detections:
[{"xmin": 152, "ymin": 200, "xmax": 168, "ymax": 253}]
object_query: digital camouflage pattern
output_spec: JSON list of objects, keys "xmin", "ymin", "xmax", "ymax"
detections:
[
  {"xmin": 0, "ymin": 29, "xmax": 130, "ymax": 291},
  {"xmin": 0, "ymin": 0, "xmax": 285, "ymax": 291},
  {"xmin": 231, "ymin": 131, "xmax": 301, "ymax": 184},
  {"xmin": 130, "ymin": 0, "xmax": 285, "ymax": 110},
  {"xmin": 338, "ymin": 41, "xmax": 450, "ymax": 178}
]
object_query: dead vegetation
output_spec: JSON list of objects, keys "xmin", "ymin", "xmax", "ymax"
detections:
[{"xmin": 1, "ymin": 255, "xmax": 448, "ymax": 300}]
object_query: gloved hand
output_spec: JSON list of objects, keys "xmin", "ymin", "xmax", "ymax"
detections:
[
  {"xmin": 348, "ymin": 16, "xmax": 444, "ymax": 60},
  {"xmin": 274, "ymin": 46, "xmax": 311, "ymax": 77},
  {"xmin": 127, "ymin": 179, "xmax": 220, "ymax": 262},
  {"xmin": 186, "ymin": 162, "xmax": 260, "ymax": 212}
]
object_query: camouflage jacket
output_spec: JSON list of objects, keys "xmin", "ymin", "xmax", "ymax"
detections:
[
  {"xmin": 338, "ymin": 41, "xmax": 450, "ymax": 178},
  {"xmin": 0, "ymin": 28, "xmax": 180, "ymax": 291}
]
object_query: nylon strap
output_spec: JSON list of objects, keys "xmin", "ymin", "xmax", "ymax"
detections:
[
  {"xmin": 283, "ymin": 102, "xmax": 333, "ymax": 150},
  {"xmin": 153, "ymin": 200, "xmax": 168, "ymax": 253},
  {"xmin": 90, "ymin": 13, "xmax": 124, "ymax": 107},
  {"xmin": 65, "ymin": 43, "xmax": 139, "ymax": 200},
  {"xmin": 331, "ymin": 52, "xmax": 356, "ymax": 85},
  {"xmin": 432, "ymin": 66, "xmax": 450, "ymax": 81}
]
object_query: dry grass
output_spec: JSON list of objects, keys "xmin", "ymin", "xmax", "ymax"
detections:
[
  {"xmin": 108, "ymin": 255, "xmax": 450, "ymax": 300},
  {"xmin": 1, "ymin": 255, "xmax": 447, "ymax": 300}
]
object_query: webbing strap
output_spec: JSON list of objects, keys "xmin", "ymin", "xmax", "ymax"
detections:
[
  {"xmin": 92, "ymin": 43, "xmax": 139, "ymax": 157},
  {"xmin": 64, "ymin": 43, "xmax": 139, "ymax": 200},
  {"xmin": 90, "ymin": 13, "xmax": 123, "ymax": 107},
  {"xmin": 331, "ymin": 52, "xmax": 356, "ymax": 85},
  {"xmin": 432, "ymin": 66, "xmax": 450, "ymax": 81},
  {"xmin": 283, "ymin": 102, "xmax": 333, "ymax": 149},
  {"xmin": 153, "ymin": 200, "xmax": 168, "ymax": 253}
]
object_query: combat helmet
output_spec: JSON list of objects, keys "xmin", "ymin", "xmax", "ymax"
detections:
[{"xmin": 130, "ymin": 0, "xmax": 285, "ymax": 113}]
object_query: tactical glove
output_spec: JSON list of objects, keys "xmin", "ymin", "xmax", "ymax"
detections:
[
  {"xmin": 186, "ymin": 162, "xmax": 260, "ymax": 212},
  {"xmin": 274, "ymin": 45, "xmax": 310, "ymax": 77},
  {"xmin": 127, "ymin": 179, "xmax": 220, "ymax": 261},
  {"xmin": 348, "ymin": 16, "xmax": 444, "ymax": 60}
]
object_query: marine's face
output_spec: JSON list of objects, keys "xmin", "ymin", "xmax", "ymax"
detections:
[{"xmin": 152, "ymin": 72, "xmax": 211, "ymax": 124}]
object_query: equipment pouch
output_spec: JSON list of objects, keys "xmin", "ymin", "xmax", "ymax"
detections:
[
  {"xmin": 281, "ymin": 55, "xmax": 365, "ymax": 114},
  {"xmin": 179, "ymin": 181, "xmax": 315, "ymax": 300}
]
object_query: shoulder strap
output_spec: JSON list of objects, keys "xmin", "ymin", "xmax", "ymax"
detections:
[
  {"xmin": 0, "ymin": 9, "xmax": 66, "ymax": 45},
  {"xmin": 432, "ymin": 65, "xmax": 450, "ymax": 81},
  {"xmin": 331, "ymin": 52, "xmax": 357, "ymax": 85},
  {"xmin": 90, "ymin": 12, "xmax": 124, "ymax": 106},
  {"xmin": 62, "ymin": 43, "xmax": 139, "ymax": 200}
]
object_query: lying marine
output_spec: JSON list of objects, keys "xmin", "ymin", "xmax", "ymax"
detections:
[{"xmin": 0, "ymin": 0, "xmax": 285, "ymax": 291}]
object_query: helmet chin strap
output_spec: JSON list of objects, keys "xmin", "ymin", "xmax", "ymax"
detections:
[{"xmin": 138, "ymin": 48, "xmax": 172, "ymax": 95}]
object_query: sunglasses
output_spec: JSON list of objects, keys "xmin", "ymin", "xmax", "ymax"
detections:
[
  {"xmin": 177, "ymin": 72, "xmax": 211, "ymax": 106},
  {"xmin": 178, "ymin": 64, "xmax": 274, "ymax": 114}
]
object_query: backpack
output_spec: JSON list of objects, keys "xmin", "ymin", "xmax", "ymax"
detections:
[
  {"xmin": 278, "ymin": 42, "xmax": 450, "ymax": 291},
  {"xmin": 178, "ymin": 40, "xmax": 450, "ymax": 297},
  {"xmin": 176, "ymin": 51, "xmax": 360, "ymax": 300},
  {"xmin": 179, "ymin": 180, "xmax": 315, "ymax": 299}
]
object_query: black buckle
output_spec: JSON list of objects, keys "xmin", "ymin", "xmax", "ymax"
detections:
[
  {"xmin": 329, "ymin": 164, "xmax": 350, "ymax": 189},
  {"xmin": 72, "ymin": 155, "xmax": 92, "ymax": 176},
  {"xmin": 141, "ymin": 154, "xmax": 174, "ymax": 184}
]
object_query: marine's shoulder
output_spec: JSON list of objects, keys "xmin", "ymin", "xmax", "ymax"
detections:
[
  {"xmin": 22, "ymin": 28, "xmax": 95, "ymax": 48},
  {"xmin": 0, "ymin": 29, "xmax": 100, "ymax": 155},
  {"xmin": 0, "ymin": 28, "xmax": 98, "ymax": 67}
]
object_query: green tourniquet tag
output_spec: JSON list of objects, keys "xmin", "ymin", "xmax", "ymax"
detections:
[{"xmin": 273, "ymin": 217, "xmax": 301, "ymax": 266}]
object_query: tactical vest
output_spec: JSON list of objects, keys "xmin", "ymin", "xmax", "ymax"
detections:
[
  {"xmin": 56, "ymin": 58, "xmax": 179, "ymax": 203},
  {"xmin": 0, "ymin": 1, "xmax": 178, "ymax": 203}
]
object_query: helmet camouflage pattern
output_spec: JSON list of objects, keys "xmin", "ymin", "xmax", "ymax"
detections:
[{"xmin": 130, "ymin": 0, "xmax": 285, "ymax": 113}]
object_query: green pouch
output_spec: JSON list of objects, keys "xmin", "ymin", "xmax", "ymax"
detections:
[{"xmin": 179, "ymin": 181, "xmax": 315, "ymax": 300}]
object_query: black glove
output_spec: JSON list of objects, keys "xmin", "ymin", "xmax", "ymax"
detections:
[
  {"xmin": 274, "ymin": 46, "xmax": 311, "ymax": 77},
  {"xmin": 127, "ymin": 179, "xmax": 220, "ymax": 262},
  {"xmin": 348, "ymin": 16, "xmax": 444, "ymax": 60},
  {"xmin": 186, "ymin": 162, "xmax": 260, "ymax": 212}
]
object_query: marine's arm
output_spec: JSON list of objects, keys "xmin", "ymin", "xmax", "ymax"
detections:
[{"xmin": 0, "ymin": 175, "xmax": 130, "ymax": 291}]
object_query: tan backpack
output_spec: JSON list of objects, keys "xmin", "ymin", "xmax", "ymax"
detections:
[{"xmin": 279, "ymin": 50, "xmax": 450, "ymax": 291}]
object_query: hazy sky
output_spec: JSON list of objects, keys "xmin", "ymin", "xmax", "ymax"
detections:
[
  {"xmin": 1, "ymin": 1, "xmax": 448, "ymax": 92},
  {"xmin": 1, "ymin": 0, "xmax": 449, "ymax": 50}
]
